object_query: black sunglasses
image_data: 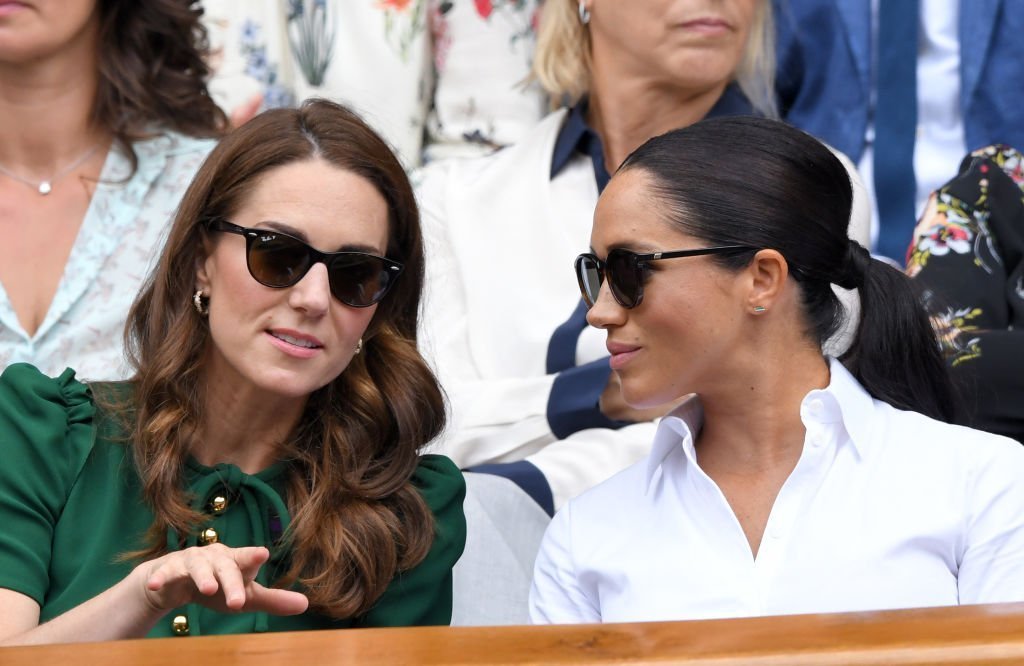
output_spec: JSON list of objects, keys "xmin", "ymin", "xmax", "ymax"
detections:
[
  {"xmin": 575, "ymin": 246, "xmax": 754, "ymax": 309},
  {"xmin": 206, "ymin": 219, "xmax": 403, "ymax": 308}
]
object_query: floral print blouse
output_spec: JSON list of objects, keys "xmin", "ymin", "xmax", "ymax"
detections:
[
  {"xmin": 202, "ymin": 0, "xmax": 545, "ymax": 167},
  {"xmin": 0, "ymin": 132, "xmax": 215, "ymax": 382},
  {"xmin": 907, "ymin": 145, "xmax": 1024, "ymax": 443}
]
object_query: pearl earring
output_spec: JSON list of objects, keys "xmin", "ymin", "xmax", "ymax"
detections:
[
  {"xmin": 577, "ymin": 1, "xmax": 590, "ymax": 25},
  {"xmin": 193, "ymin": 290, "xmax": 209, "ymax": 316}
]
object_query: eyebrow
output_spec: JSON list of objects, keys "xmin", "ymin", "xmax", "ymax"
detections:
[
  {"xmin": 591, "ymin": 242, "xmax": 662, "ymax": 255},
  {"xmin": 258, "ymin": 220, "xmax": 385, "ymax": 255}
]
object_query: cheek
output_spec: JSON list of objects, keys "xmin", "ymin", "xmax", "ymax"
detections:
[{"xmin": 332, "ymin": 305, "xmax": 378, "ymax": 348}]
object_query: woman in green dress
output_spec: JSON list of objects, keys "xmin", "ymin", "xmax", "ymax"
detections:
[{"xmin": 0, "ymin": 99, "xmax": 466, "ymax": 644}]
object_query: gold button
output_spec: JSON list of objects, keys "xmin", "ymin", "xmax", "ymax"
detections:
[
  {"xmin": 209, "ymin": 495, "xmax": 228, "ymax": 514},
  {"xmin": 172, "ymin": 614, "xmax": 189, "ymax": 636},
  {"xmin": 199, "ymin": 527, "xmax": 219, "ymax": 545}
]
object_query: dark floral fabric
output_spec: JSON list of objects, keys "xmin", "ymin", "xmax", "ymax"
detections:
[{"xmin": 907, "ymin": 145, "xmax": 1024, "ymax": 443}]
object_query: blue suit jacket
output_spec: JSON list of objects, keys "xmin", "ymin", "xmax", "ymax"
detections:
[{"xmin": 775, "ymin": 0, "xmax": 1024, "ymax": 161}]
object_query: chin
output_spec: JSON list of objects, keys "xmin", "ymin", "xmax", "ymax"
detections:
[
  {"xmin": 256, "ymin": 369, "xmax": 335, "ymax": 400},
  {"xmin": 620, "ymin": 386, "xmax": 666, "ymax": 411}
]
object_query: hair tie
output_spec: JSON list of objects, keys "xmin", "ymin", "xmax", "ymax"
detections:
[{"xmin": 836, "ymin": 240, "xmax": 870, "ymax": 289}]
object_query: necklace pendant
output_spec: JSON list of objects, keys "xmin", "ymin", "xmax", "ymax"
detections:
[{"xmin": 38, "ymin": 181, "xmax": 52, "ymax": 195}]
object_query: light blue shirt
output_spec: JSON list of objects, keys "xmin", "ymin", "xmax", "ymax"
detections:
[{"xmin": 0, "ymin": 131, "xmax": 215, "ymax": 380}]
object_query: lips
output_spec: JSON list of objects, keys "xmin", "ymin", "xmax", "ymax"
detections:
[
  {"xmin": 607, "ymin": 341, "xmax": 641, "ymax": 370},
  {"xmin": 677, "ymin": 16, "xmax": 732, "ymax": 34},
  {"xmin": 270, "ymin": 331, "xmax": 322, "ymax": 349},
  {"xmin": 266, "ymin": 329, "xmax": 324, "ymax": 359},
  {"xmin": 0, "ymin": 1, "xmax": 29, "ymax": 13}
]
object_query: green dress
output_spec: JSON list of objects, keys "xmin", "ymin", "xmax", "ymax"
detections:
[{"xmin": 0, "ymin": 364, "xmax": 466, "ymax": 637}]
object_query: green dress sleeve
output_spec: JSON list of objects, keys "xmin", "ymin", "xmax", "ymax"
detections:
[
  {"xmin": 357, "ymin": 454, "xmax": 467, "ymax": 627},
  {"xmin": 0, "ymin": 363, "xmax": 96, "ymax": 605}
]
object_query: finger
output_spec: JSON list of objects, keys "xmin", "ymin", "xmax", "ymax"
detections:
[
  {"xmin": 212, "ymin": 557, "xmax": 248, "ymax": 611},
  {"xmin": 231, "ymin": 546, "xmax": 271, "ymax": 581},
  {"xmin": 145, "ymin": 553, "xmax": 190, "ymax": 592},
  {"xmin": 240, "ymin": 584, "xmax": 310, "ymax": 616},
  {"xmin": 146, "ymin": 566, "xmax": 169, "ymax": 592},
  {"xmin": 185, "ymin": 551, "xmax": 221, "ymax": 597}
]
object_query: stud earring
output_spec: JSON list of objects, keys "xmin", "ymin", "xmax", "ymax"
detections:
[
  {"xmin": 752, "ymin": 305, "xmax": 767, "ymax": 314},
  {"xmin": 577, "ymin": 0, "xmax": 590, "ymax": 25},
  {"xmin": 193, "ymin": 290, "xmax": 209, "ymax": 316},
  {"xmin": 354, "ymin": 338, "xmax": 363, "ymax": 355}
]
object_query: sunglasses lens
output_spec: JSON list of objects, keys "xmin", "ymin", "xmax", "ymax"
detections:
[
  {"xmin": 576, "ymin": 255, "xmax": 603, "ymax": 307},
  {"xmin": 606, "ymin": 251, "xmax": 640, "ymax": 308},
  {"xmin": 248, "ymin": 233, "xmax": 312, "ymax": 287},
  {"xmin": 328, "ymin": 255, "xmax": 396, "ymax": 307}
]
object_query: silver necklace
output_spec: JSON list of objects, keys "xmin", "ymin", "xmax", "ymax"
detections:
[{"xmin": 0, "ymin": 144, "xmax": 101, "ymax": 195}]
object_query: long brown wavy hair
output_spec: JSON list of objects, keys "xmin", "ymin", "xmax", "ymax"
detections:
[
  {"xmin": 117, "ymin": 99, "xmax": 445, "ymax": 618},
  {"xmin": 95, "ymin": 0, "xmax": 226, "ymax": 168}
]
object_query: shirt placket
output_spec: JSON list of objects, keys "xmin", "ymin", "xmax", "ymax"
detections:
[
  {"xmin": 682, "ymin": 445, "xmax": 763, "ymax": 613},
  {"xmin": 754, "ymin": 408, "xmax": 837, "ymax": 611}
]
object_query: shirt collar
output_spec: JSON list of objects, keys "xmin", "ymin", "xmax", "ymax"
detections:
[
  {"xmin": 549, "ymin": 98, "xmax": 611, "ymax": 191},
  {"xmin": 645, "ymin": 393, "xmax": 704, "ymax": 489},
  {"xmin": 643, "ymin": 358, "xmax": 878, "ymax": 488},
  {"xmin": 550, "ymin": 101, "xmax": 591, "ymax": 180},
  {"xmin": 550, "ymin": 84, "xmax": 756, "ymax": 183},
  {"xmin": 804, "ymin": 357, "xmax": 877, "ymax": 459}
]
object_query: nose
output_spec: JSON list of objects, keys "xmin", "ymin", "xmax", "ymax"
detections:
[
  {"xmin": 585, "ymin": 281, "xmax": 626, "ymax": 329},
  {"xmin": 288, "ymin": 261, "xmax": 331, "ymax": 316}
]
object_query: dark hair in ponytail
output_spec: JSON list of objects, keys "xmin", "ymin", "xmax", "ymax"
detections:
[{"xmin": 618, "ymin": 116, "xmax": 955, "ymax": 421}]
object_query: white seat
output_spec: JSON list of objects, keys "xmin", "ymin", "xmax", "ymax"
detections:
[{"xmin": 451, "ymin": 472, "xmax": 551, "ymax": 626}]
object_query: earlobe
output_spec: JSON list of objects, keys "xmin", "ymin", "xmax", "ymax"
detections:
[{"xmin": 746, "ymin": 249, "xmax": 788, "ymax": 313}]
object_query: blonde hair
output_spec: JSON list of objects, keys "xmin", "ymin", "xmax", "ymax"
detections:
[{"xmin": 532, "ymin": 0, "xmax": 777, "ymax": 118}]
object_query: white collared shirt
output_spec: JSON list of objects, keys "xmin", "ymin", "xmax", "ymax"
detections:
[{"xmin": 530, "ymin": 360, "xmax": 1024, "ymax": 623}]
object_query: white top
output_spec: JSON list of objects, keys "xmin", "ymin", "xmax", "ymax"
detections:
[
  {"xmin": 0, "ymin": 132, "xmax": 215, "ymax": 381},
  {"xmin": 860, "ymin": 0, "xmax": 965, "ymax": 250},
  {"xmin": 530, "ymin": 359, "xmax": 1024, "ymax": 623},
  {"xmin": 416, "ymin": 109, "xmax": 656, "ymax": 509}
]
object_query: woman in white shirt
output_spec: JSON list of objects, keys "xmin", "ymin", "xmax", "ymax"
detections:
[{"xmin": 529, "ymin": 116, "xmax": 1024, "ymax": 624}]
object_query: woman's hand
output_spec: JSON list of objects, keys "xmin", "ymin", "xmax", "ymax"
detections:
[
  {"xmin": 1, "ymin": 544, "xmax": 309, "ymax": 646},
  {"xmin": 139, "ymin": 544, "xmax": 308, "ymax": 616}
]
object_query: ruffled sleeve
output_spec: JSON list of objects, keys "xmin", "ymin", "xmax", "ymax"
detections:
[
  {"xmin": 358, "ymin": 454, "xmax": 467, "ymax": 627},
  {"xmin": 0, "ymin": 363, "xmax": 96, "ymax": 604}
]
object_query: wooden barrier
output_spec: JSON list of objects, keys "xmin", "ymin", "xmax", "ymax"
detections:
[{"xmin": 4, "ymin": 603, "xmax": 1024, "ymax": 665}]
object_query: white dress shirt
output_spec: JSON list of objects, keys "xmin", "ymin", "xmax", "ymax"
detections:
[{"xmin": 530, "ymin": 359, "xmax": 1024, "ymax": 623}]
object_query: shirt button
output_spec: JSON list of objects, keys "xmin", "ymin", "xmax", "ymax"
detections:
[
  {"xmin": 209, "ymin": 495, "xmax": 228, "ymax": 514},
  {"xmin": 199, "ymin": 527, "xmax": 219, "ymax": 545},
  {"xmin": 807, "ymin": 399, "xmax": 824, "ymax": 417},
  {"xmin": 172, "ymin": 614, "xmax": 190, "ymax": 636}
]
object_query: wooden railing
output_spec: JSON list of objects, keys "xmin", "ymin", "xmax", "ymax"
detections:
[{"xmin": 4, "ymin": 603, "xmax": 1024, "ymax": 665}]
